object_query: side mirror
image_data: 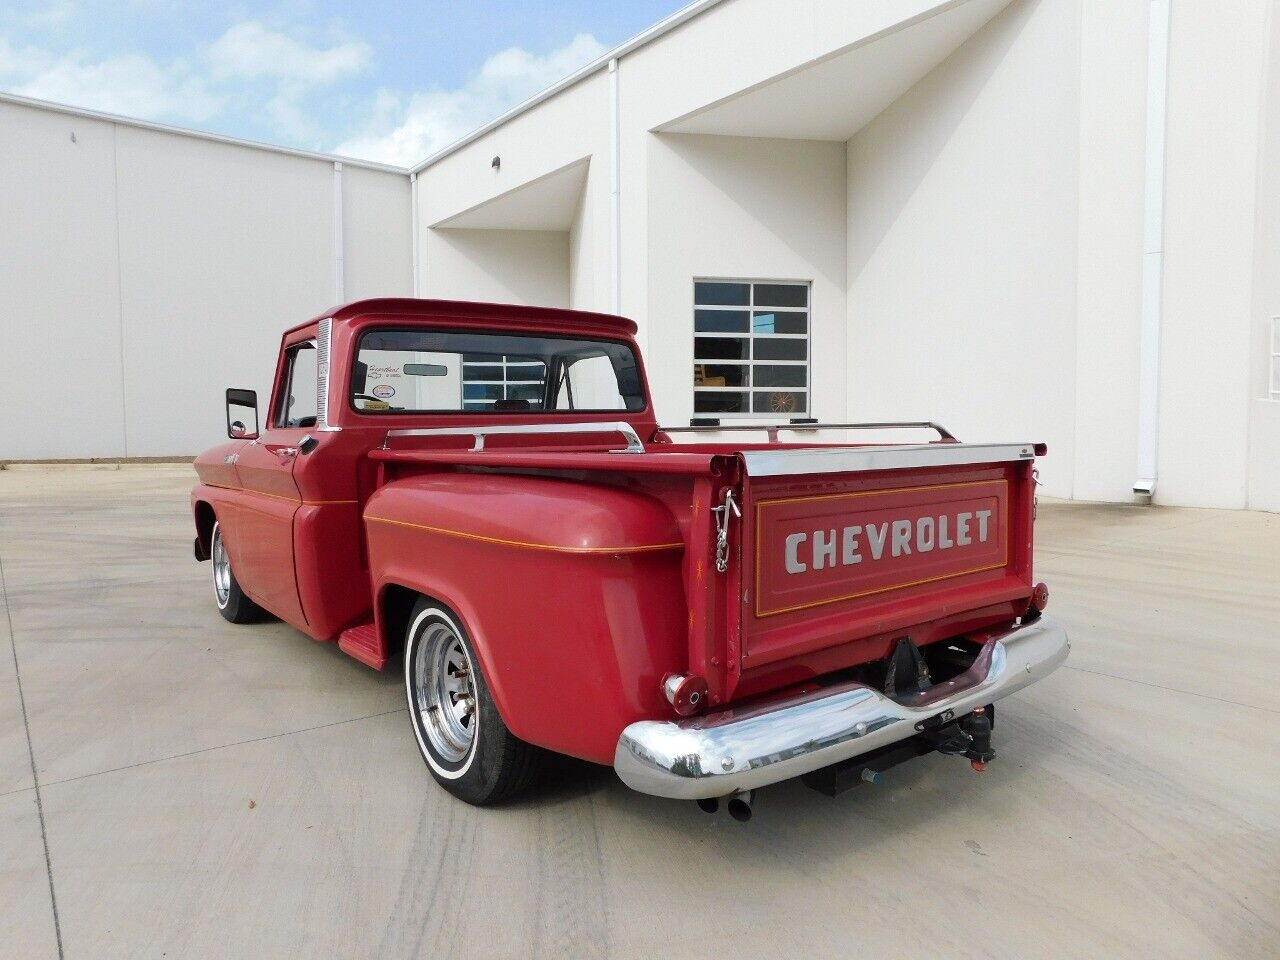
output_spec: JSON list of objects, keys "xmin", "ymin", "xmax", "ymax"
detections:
[{"xmin": 226, "ymin": 388, "xmax": 259, "ymax": 440}]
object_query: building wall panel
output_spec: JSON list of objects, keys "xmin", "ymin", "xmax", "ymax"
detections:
[
  {"xmin": 845, "ymin": 0, "xmax": 1080, "ymax": 498},
  {"xmin": 645, "ymin": 133, "xmax": 847, "ymax": 429},
  {"xmin": 113, "ymin": 126, "xmax": 335, "ymax": 456},
  {"xmin": 0, "ymin": 101, "xmax": 126, "ymax": 459},
  {"xmin": 1073, "ymin": 0, "xmax": 1147, "ymax": 503},
  {"xmin": 343, "ymin": 165, "xmax": 413, "ymax": 301},
  {"xmin": 422, "ymin": 229, "xmax": 569, "ymax": 308},
  {"xmin": 1156, "ymin": 0, "xmax": 1270, "ymax": 508}
]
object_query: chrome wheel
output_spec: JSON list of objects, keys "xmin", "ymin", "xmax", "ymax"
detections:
[
  {"xmin": 211, "ymin": 523, "xmax": 231, "ymax": 609},
  {"xmin": 413, "ymin": 621, "xmax": 477, "ymax": 765}
]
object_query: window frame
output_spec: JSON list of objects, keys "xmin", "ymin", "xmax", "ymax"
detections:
[
  {"xmin": 346, "ymin": 326, "xmax": 649, "ymax": 416},
  {"xmin": 692, "ymin": 278, "xmax": 811, "ymax": 420},
  {"xmin": 274, "ymin": 339, "xmax": 318, "ymax": 430}
]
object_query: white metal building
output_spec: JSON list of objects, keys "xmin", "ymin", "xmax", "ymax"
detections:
[{"xmin": 1, "ymin": 0, "xmax": 1278, "ymax": 511}]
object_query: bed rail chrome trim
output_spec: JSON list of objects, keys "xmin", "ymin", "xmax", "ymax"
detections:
[
  {"xmin": 614, "ymin": 614, "xmax": 1069, "ymax": 800},
  {"xmin": 739, "ymin": 442, "xmax": 1036, "ymax": 477},
  {"xmin": 659, "ymin": 420, "xmax": 958, "ymax": 443},
  {"xmin": 382, "ymin": 420, "xmax": 645, "ymax": 453}
]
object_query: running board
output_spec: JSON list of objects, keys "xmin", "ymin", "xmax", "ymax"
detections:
[{"xmin": 338, "ymin": 622, "xmax": 385, "ymax": 670}]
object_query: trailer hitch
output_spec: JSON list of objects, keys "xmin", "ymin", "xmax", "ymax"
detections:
[
  {"xmin": 927, "ymin": 706, "xmax": 996, "ymax": 772},
  {"xmin": 802, "ymin": 704, "xmax": 998, "ymax": 797}
]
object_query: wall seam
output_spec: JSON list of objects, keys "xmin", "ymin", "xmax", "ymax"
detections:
[
  {"xmin": 609, "ymin": 58, "xmax": 622, "ymax": 315},
  {"xmin": 843, "ymin": 139, "xmax": 853, "ymax": 424},
  {"xmin": 111, "ymin": 123, "xmax": 128, "ymax": 457},
  {"xmin": 410, "ymin": 173, "xmax": 420, "ymax": 296},
  {"xmin": 333, "ymin": 162, "xmax": 345, "ymax": 303},
  {"xmin": 1242, "ymin": 0, "xmax": 1276, "ymax": 508},
  {"xmin": 1135, "ymin": 0, "xmax": 1172, "ymax": 498},
  {"xmin": 1067, "ymin": 0, "xmax": 1085, "ymax": 502}
]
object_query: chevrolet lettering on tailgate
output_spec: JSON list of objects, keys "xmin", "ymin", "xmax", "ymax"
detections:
[
  {"xmin": 783, "ymin": 507, "xmax": 994, "ymax": 572},
  {"xmin": 756, "ymin": 479, "xmax": 1008, "ymax": 618}
]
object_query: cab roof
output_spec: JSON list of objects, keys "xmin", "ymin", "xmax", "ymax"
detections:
[{"xmin": 288, "ymin": 298, "xmax": 638, "ymax": 337}]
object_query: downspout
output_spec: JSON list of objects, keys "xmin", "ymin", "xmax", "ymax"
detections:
[
  {"xmin": 1134, "ymin": 0, "xmax": 1172, "ymax": 497},
  {"xmin": 609, "ymin": 57, "xmax": 622, "ymax": 315},
  {"xmin": 410, "ymin": 172, "xmax": 421, "ymax": 296},
  {"xmin": 332, "ymin": 161, "xmax": 345, "ymax": 303}
]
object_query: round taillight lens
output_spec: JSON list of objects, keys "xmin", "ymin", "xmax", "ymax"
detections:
[
  {"xmin": 662, "ymin": 673, "xmax": 709, "ymax": 717},
  {"xmin": 1031, "ymin": 582, "xmax": 1050, "ymax": 611}
]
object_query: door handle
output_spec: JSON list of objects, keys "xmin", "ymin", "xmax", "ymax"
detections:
[{"xmin": 272, "ymin": 446, "xmax": 298, "ymax": 461}]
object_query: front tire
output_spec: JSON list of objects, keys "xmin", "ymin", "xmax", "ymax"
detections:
[
  {"xmin": 404, "ymin": 598, "xmax": 542, "ymax": 804},
  {"xmin": 210, "ymin": 520, "xmax": 264, "ymax": 624}
]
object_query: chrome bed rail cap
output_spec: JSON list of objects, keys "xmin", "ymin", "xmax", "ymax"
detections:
[
  {"xmin": 739, "ymin": 442, "xmax": 1037, "ymax": 477},
  {"xmin": 381, "ymin": 420, "xmax": 645, "ymax": 453},
  {"xmin": 659, "ymin": 420, "xmax": 958, "ymax": 442}
]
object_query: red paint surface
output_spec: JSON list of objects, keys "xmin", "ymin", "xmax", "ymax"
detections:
[
  {"xmin": 735, "ymin": 463, "xmax": 1034, "ymax": 684},
  {"xmin": 192, "ymin": 298, "xmax": 1044, "ymax": 765}
]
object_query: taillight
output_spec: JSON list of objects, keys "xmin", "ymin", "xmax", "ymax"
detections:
[
  {"xmin": 1031, "ymin": 581, "xmax": 1050, "ymax": 611},
  {"xmin": 662, "ymin": 673, "xmax": 708, "ymax": 716}
]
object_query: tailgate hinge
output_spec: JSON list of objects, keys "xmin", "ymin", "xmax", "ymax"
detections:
[{"xmin": 712, "ymin": 488, "xmax": 741, "ymax": 574}]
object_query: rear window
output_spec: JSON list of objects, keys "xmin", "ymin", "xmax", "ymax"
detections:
[{"xmin": 351, "ymin": 328, "xmax": 646, "ymax": 414}]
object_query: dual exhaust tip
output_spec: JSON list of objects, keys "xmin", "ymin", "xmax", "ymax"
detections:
[{"xmin": 696, "ymin": 790, "xmax": 754, "ymax": 822}]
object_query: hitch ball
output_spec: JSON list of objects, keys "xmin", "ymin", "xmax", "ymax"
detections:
[{"xmin": 960, "ymin": 707, "xmax": 996, "ymax": 768}]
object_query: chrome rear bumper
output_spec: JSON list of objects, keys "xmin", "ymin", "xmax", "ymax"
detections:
[{"xmin": 614, "ymin": 615, "xmax": 1069, "ymax": 800}]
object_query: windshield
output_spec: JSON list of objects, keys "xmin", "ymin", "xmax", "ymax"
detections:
[{"xmin": 351, "ymin": 328, "xmax": 646, "ymax": 414}]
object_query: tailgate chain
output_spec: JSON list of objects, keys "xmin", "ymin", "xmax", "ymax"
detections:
[{"xmin": 712, "ymin": 488, "xmax": 741, "ymax": 574}]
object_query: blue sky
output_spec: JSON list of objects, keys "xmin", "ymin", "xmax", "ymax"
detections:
[{"xmin": 0, "ymin": 0, "xmax": 685, "ymax": 165}]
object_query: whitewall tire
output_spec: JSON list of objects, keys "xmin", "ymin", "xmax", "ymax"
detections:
[{"xmin": 404, "ymin": 597, "xmax": 543, "ymax": 804}]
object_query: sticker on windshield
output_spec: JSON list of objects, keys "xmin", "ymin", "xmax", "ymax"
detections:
[{"xmin": 372, "ymin": 384, "xmax": 396, "ymax": 399}]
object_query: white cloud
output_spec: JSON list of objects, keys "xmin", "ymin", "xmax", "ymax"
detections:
[
  {"xmin": 1, "ymin": 23, "xmax": 609, "ymax": 168},
  {"xmin": 334, "ymin": 32, "xmax": 607, "ymax": 167},
  {"xmin": 207, "ymin": 21, "xmax": 370, "ymax": 85},
  {"xmin": 0, "ymin": 38, "xmax": 221, "ymax": 120},
  {"xmin": 204, "ymin": 22, "xmax": 372, "ymax": 143},
  {"xmin": 24, "ymin": 1, "xmax": 77, "ymax": 30},
  {"xmin": 0, "ymin": 36, "xmax": 47, "ymax": 77},
  {"xmin": 0, "ymin": 20, "xmax": 368, "ymax": 133}
]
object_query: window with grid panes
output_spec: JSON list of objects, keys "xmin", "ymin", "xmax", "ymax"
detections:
[
  {"xmin": 461, "ymin": 354, "xmax": 547, "ymax": 411},
  {"xmin": 693, "ymin": 280, "xmax": 810, "ymax": 417}
]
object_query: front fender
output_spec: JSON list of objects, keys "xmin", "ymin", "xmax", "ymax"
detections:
[{"xmin": 365, "ymin": 473, "xmax": 688, "ymax": 763}]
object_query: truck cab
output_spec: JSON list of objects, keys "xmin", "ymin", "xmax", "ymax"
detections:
[{"xmin": 193, "ymin": 298, "xmax": 1068, "ymax": 812}]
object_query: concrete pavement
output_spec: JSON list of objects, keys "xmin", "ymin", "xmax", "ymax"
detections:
[{"xmin": 0, "ymin": 466, "xmax": 1276, "ymax": 959}]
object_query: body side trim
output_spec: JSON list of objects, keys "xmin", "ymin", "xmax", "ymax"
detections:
[{"xmin": 365, "ymin": 515, "xmax": 684, "ymax": 554}]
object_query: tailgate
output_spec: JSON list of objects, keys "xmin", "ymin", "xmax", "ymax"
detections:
[{"xmin": 738, "ymin": 442, "xmax": 1037, "ymax": 673}]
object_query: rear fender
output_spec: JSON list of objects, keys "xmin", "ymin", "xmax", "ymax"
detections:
[{"xmin": 365, "ymin": 473, "xmax": 688, "ymax": 763}]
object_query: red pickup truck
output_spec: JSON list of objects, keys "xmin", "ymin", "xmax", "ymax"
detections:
[{"xmin": 192, "ymin": 298, "xmax": 1068, "ymax": 817}]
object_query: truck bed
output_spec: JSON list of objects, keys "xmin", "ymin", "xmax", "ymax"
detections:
[{"xmin": 365, "ymin": 422, "xmax": 1041, "ymax": 714}]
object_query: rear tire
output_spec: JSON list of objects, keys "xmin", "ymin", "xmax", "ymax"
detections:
[
  {"xmin": 404, "ymin": 597, "xmax": 543, "ymax": 804},
  {"xmin": 211, "ymin": 520, "xmax": 265, "ymax": 624}
]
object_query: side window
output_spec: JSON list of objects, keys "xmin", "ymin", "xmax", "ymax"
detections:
[
  {"xmin": 555, "ymin": 354, "xmax": 625, "ymax": 410},
  {"xmin": 278, "ymin": 343, "xmax": 318, "ymax": 428}
]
